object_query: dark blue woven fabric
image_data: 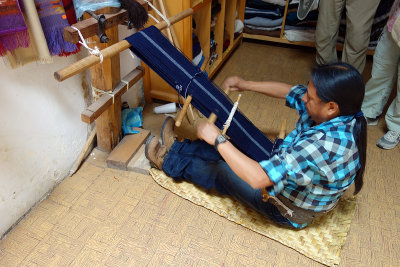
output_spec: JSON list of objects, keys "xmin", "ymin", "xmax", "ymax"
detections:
[{"xmin": 126, "ymin": 26, "xmax": 274, "ymax": 162}]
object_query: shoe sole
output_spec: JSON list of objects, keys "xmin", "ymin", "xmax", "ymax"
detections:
[
  {"xmin": 376, "ymin": 143, "xmax": 398, "ymax": 150},
  {"xmin": 161, "ymin": 117, "xmax": 174, "ymax": 146}
]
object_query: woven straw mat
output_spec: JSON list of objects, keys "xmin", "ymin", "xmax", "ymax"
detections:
[{"xmin": 149, "ymin": 168, "xmax": 357, "ymax": 267}]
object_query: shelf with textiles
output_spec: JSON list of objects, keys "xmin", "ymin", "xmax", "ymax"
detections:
[
  {"xmin": 220, "ymin": 0, "xmax": 245, "ymax": 67},
  {"xmin": 144, "ymin": 0, "xmax": 246, "ymax": 103},
  {"xmin": 209, "ymin": 0, "xmax": 224, "ymax": 71},
  {"xmin": 242, "ymin": 0, "xmax": 389, "ymax": 56},
  {"xmin": 207, "ymin": 0, "xmax": 245, "ymax": 77}
]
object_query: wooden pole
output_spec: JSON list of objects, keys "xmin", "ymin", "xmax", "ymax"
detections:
[
  {"xmin": 261, "ymin": 119, "xmax": 286, "ymax": 202},
  {"xmin": 174, "ymin": 55, "xmax": 208, "ymax": 127},
  {"xmin": 175, "ymin": 95, "xmax": 192, "ymax": 127},
  {"xmin": 54, "ymin": 8, "xmax": 194, "ymax": 82},
  {"xmin": 84, "ymin": 8, "xmax": 121, "ymax": 152},
  {"xmin": 155, "ymin": 0, "xmax": 173, "ymax": 44},
  {"xmin": 159, "ymin": 0, "xmax": 181, "ymax": 50},
  {"xmin": 69, "ymin": 128, "xmax": 97, "ymax": 176},
  {"xmin": 278, "ymin": 119, "xmax": 287, "ymax": 139}
]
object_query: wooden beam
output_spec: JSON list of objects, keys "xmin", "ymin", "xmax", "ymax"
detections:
[
  {"xmin": 106, "ymin": 128, "xmax": 150, "ymax": 170},
  {"xmin": 54, "ymin": 8, "xmax": 194, "ymax": 82},
  {"xmin": 69, "ymin": 128, "xmax": 97, "ymax": 176},
  {"xmin": 81, "ymin": 67, "xmax": 145, "ymax": 124},
  {"xmin": 63, "ymin": 0, "xmax": 152, "ymax": 43}
]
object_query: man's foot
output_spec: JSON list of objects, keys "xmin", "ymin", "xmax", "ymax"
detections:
[
  {"xmin": 161, "ymin": 117, "xmax": 176, "ymax": 151},
  {"xmin": 145, "ymin": 135, "xmax": 167, "ymax": 169},
  {"xmin": 365, "ymin": 117, "xmax": 379, "ymax": 126},
  {"xmin": 377, "ymin": 130, "xmax": 400, "ymax": 150}
]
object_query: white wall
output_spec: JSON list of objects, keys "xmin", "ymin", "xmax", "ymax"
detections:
[
  {"xmin": 0, "ymin": 25, "xmax": 142, "ymax": 238},
  {"xmin": 0, "ymin": 54, "xmax": 88, "ymax": 237},
  {"xmin": 119, "ymin": 27, "xmax": 143, "ymax": 108}
]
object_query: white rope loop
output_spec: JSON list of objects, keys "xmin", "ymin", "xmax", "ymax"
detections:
[
  {"xmin": 148, "ymin": 13, "xmax": 159, "ymax": 23},
  {"xmin": 71, "ymin": 26, "xmax": 104, "ymax": 63},
  {"xmin": 145, "ymin": 0, "xmax": 171, "ymax": 27}
]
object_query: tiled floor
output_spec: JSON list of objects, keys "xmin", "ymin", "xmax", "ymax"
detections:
[{"xmin": 1, "ymin": 41, "xmax": 399, "ymax": 266}]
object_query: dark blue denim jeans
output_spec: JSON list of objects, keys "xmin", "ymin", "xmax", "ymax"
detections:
[{"xmin": 162, "ymin": 139, "xmax": 293, "ymax": 228}]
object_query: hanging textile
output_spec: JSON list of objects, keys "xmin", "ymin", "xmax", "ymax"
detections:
[
  {"xmin": 35, "ymin": 0, "xmax": 78, "ymax": 56},
  {"xmin": 6, "ymin": 0, "xmax": 53, "ymax": 67},
  {"xmin": 61, "ymin": 0, "xmax": 77, "ymax": 25},
  {"xmin": 0, "ymin": 0, "xmax": 29, "ymax": 56},
  {"xmin": 126, "ymin": 26, "xmax": 277, "ymax": 162},
  {"xmin": 61, "ymin": 0, "xmax": 80, "ymax": 52}
]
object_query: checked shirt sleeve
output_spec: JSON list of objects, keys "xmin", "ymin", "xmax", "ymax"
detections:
[
  {"xmin": 259, "ymin": 138, "xmax": 323, "ymax": 197},
  {"xmin": 286, "ymin": 85, "xmax": 307, "ymax": 115}
]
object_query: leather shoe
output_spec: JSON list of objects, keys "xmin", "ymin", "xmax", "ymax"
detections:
[
  {"xmin": 161, "ymin": 117, "xmax": 176, "ymax": 151},
  {"xmin": 145, "ymin": 135, "xmax": 167, "ymax": 169}
]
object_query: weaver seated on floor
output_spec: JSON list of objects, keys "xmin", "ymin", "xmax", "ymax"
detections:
[{"xmin": 145, "ymin": 62, "xmax": 367, "ymax": 229}]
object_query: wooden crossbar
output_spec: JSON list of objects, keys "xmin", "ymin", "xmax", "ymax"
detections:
[
  {"xmin": 63, "ymin": 0, "xmax": 152, "ymax": 44},
  {"xmin": 81, "ymin": 66, "xmax": 145, "ymax": 124},
  {"xmin": 54, "ymin": 8, "xmax": 194, "ymax": 82}
]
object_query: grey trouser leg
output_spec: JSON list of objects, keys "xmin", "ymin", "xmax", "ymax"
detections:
[
  {"xmin": 316, "ymin": 0, "xmax": 380, "ymax": 73},
  {"xmin": 342, "ymin": 0, "xmax": 380, "ymax": 73},
  {"xmin": 361, "ymin": 27, "xmax": 400, "ymax": 133},
  {"xmin": 316, "ymin": 0, "xmax": 345, "ymax": 66}
]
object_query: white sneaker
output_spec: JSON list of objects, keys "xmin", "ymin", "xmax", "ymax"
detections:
[
  {"xmin": 377, "ymin": 130, "xmax": 400, "ymax": 150},
  {"xmin": 297, "ymin": 0, "xmax": 317, "ymax": 20}
]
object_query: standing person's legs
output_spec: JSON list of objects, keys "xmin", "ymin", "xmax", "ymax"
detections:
[
  {"xmin": 161, "ymin": 140, "xmax": 293, "ymax": 227},
  {"xmin": 342, "ymin": 0, "xmax": 380, "ymax": 73},
  {"xmin": 362, "ymin": 27, "xmax": 400, "ymax": 120},
  {"xmin": 315, "ymin": 0, "xmax": 344, "ymax": 65}
]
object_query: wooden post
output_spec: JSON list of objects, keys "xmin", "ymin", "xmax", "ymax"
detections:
[{"xmin": 85, "ymin": 8, "xmax": 121, "ymax": 152}]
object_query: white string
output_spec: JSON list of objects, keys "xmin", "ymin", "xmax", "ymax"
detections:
[
  {"xmin": 71, "ymin": 26, "xmax": 104, "ymax": 63},
  {"xmin": 145, "ymin": 0, "xmax": 170, "ymax": 27},
  {"xmin": 92, "ymin": 85, "xmax": 115, "ymax": 104},
  {"xmin": 121, "ymin": 79, "xmax": 130, "ymax": 91},
  {"xmin": 176, "ymin": 71, "xmax": 202, "ymax": 109},
  {"xmin": 223, "ymin": 94, "xmax": 242, "ymax": 130},
  {"xmin": 148, "ymin": 13, "xmax": 159, "ymax": 23},
  {"xmin": 129, "ymin": 50, "xmax": 136, "ymax": 60}
]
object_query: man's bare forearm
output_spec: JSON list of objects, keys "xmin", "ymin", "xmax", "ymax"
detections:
[
  {"xmin": 239, "ymin": 80, "xmax": 292, "ymax": 99},
  {"xmin": 217, "ymin": 141, "xmax": 273, "ymax": 189}
]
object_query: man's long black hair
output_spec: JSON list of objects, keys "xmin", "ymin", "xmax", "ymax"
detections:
[{"xmin": 311, "ymin": 62, "xmax": 367, "ymax": 195}]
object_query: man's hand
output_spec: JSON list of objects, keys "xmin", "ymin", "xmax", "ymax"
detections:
[
  {"xmin": 197, "ymin": 122, "xmax": 220, "ymax": 145},
  {"xmin": 221, "ymin": 76, "xmax": 245, "ymax": 92}
]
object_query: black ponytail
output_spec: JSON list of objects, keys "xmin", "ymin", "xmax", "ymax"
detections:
[
  {"xmin": 352, "ymin": 115, "xmax": 367, "ymax": 194},
  {"xmin": 311, "ymin": 62, "xmax": 367, "ymax": 195}
]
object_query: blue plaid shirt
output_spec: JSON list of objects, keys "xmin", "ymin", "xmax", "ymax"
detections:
[{"xmin": 260, "ymin": 85, "xmax": 360, "ymax": 214}]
